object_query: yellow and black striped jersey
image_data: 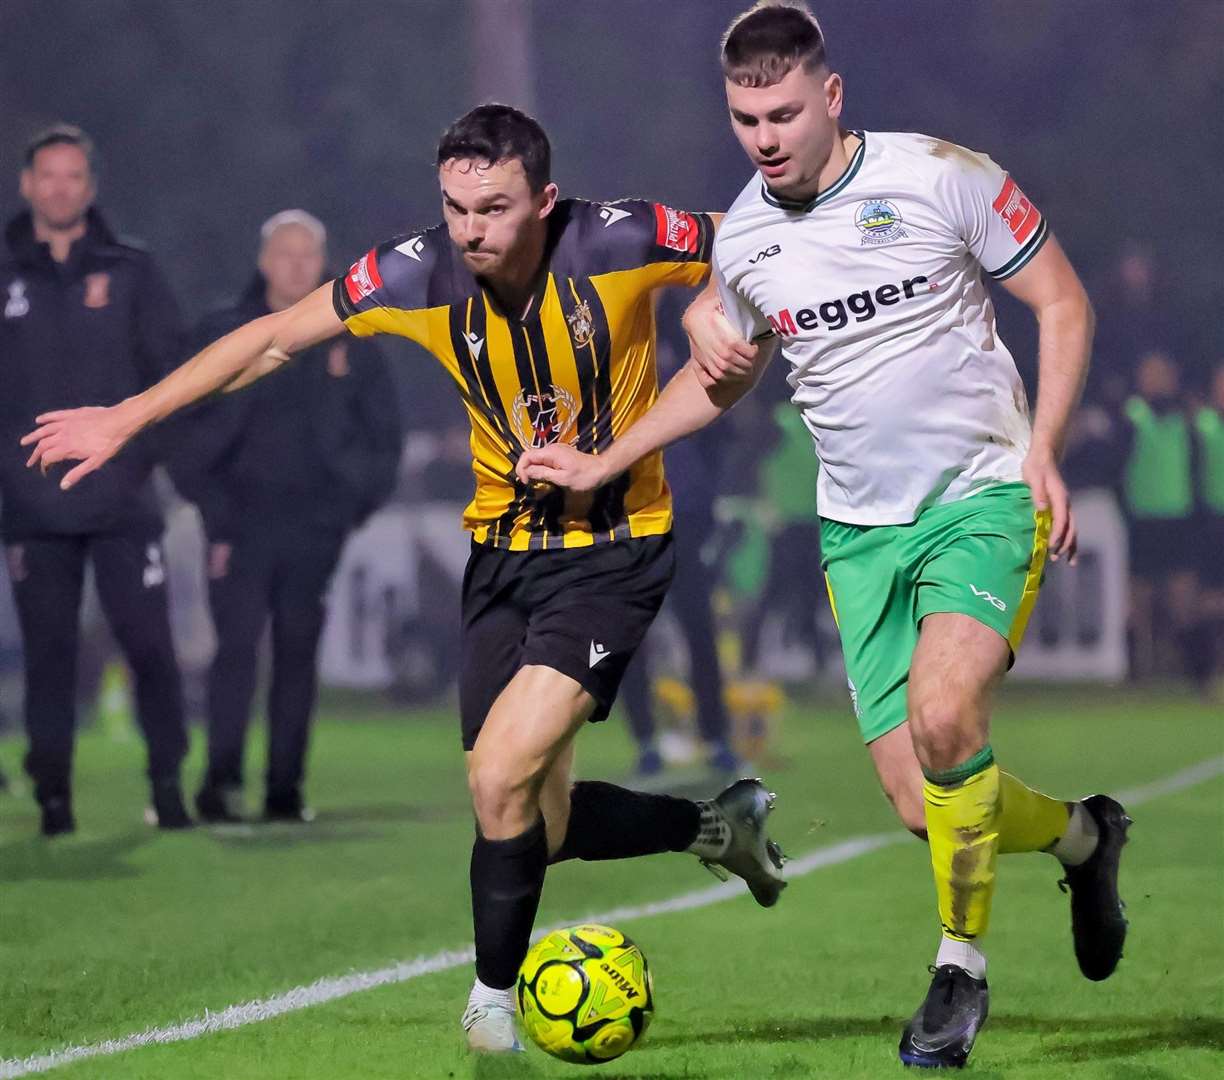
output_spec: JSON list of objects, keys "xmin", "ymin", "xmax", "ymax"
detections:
[{"xmin": 333, "ymin": 198, "xmax": 714, "ymax": 550}]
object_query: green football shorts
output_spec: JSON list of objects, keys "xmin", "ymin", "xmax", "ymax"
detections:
[{"xmin": 820, "ymin": 482, "xmax": 1050, "ymax": 744}]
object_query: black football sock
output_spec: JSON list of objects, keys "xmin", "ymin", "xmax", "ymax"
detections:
[
  {"xmin": 471, "ymin": 816, "xmax": 549, "ymax": 990},
  {"xmin": 550, "ymin": 780, "xmax": 701, "ymax": 863}
]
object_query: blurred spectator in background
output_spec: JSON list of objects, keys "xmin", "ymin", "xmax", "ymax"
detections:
[
  {"xmin": 1121, "ymin": 350, "xmax": 1198, "ymax": 679},
  {"xmin": 1061, "ymin": 397, "xmax": 1129, "ymax": 494},
  {"xmin": 619, "ymin": 292, "xmax": 740, "ymax": 777},
  {"xmin": 170, "ymin": 210, "xmax": 402, "ymax": 823},
  {"xmin": 742, "ymin": 402, "xmax": 825, "ymax": 674},
  {"xmin": 0, "ymin": 124, "xmax": 191, "ymax": 835},
  {"xmin": 1092, "ymin": 241, "xmax": 1181, "ymax": 403},
  {"xmin": 1190, "ymin": 361, "xmax": 1224, "ymax": 691}
]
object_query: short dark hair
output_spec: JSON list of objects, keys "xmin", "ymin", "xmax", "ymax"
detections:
[
  {"xmin": 436, "ymin": 104, "xmax": 551, "ymax": 193},
  {"xmin": 722, "ymin": 2, "xmax": 828, "ymax": 89},
  {"xmin": 24, "ymin": 123, "xmax": 96, "ymax": 170}
]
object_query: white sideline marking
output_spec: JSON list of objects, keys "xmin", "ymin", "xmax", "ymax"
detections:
[
  {"xmin": 1113, "ymin": 754, "xmax": 1224, "ymax": 807},
  {"xmin": 3, "ymin": 755, "xmax": 1222, "ymax": 1078}
]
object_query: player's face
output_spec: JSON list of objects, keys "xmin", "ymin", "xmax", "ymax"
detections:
[
  {"xmin": 725, "ymin": 63, "xmax": 844, "ymax": 201},
  {"xmin": 439, "ymin": 158, "xmax": 558, "ymax": 279},
  {"xmin": 19, "ymin": 144, "xmax": 95, "ymax": 231},
  {"xmin": 258, "ymin": 224, "xmax": 326, "ymax": 308},
  {"xmin": 1136, "ymin": 352, "xmax": 1179, "ymax": 401}
]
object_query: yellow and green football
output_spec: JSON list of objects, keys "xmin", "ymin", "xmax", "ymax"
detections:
[{"xmin": 516, "ymin": 924, "xmax": 654, "ymax": 1064}]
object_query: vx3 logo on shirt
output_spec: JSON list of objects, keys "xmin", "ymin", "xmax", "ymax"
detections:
[
  {"xmin": 969, "ymin": 584, "xmax": 1007, "ymax": 612},
  {"xmin": 749, "ymin": 244, "xmax": 781, "ymax": 264}
]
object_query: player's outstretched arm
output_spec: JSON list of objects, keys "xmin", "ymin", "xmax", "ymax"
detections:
[
  {"xmin": 22, "ymin": 283, "xmax": 344, "ymax": 490},
  {"xmin": 1002, "ymin": 233, "xmax": 1095, "ymax": 564},
  {"xmin": 517, "ymin": 333, "xmax": 775, "ymax": 493}
]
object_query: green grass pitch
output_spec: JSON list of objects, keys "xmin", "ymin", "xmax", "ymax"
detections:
[{"xmin": 1, "ymin": 684, "xmax": 1221, "ymax": 1078}]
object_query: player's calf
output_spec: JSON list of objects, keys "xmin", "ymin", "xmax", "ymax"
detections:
[{"xmin": 879, "ymin": 770, "xmax": 927, "ymax": 839}]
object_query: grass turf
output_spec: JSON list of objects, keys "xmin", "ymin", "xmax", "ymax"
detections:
[{"xmin": 0, "ymin": 684, "xmax": 1220, "ymax": 1078}]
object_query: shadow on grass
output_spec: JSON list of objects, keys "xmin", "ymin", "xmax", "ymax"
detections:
[
  {"xmin": 644, "ymin": 1013, "xmax": 1223, "ymax": 1063},
  {"xmin": 642, "ymin": 1015, "xmax": 900, "ymax": 1048},
  {"xmin": 0, "ymin": 828, "xmax": 152, "ymax": 882},
  {"xmin": 470, "ymin": 1058, "xmax": 708, "ymax": 1080},
  {"xmin": 201, "ymin": 801, "xmax": 466, "ymax": 848},
  {"xmin": 316, "ymin": 802, "xmax": 466, "ymax": 827},
  {"xmin": 1024, "ymin": 1015, "xmax": 1224, "ymax": 1060}
]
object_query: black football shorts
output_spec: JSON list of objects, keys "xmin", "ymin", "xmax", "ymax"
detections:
[{"xmin": 458, "ymin": 534, "xmax": 674, "ymax": 750}]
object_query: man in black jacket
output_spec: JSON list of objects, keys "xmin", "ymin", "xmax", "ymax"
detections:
[
  {"xmin": 172, "ymin": 210, "xmax": 402, "ymax": 823},
  {"xmin": 0, "ymin": 125, "xmax": 190, "ymax": 835}
]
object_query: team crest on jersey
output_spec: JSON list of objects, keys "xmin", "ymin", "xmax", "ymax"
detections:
[
  {"xmin": 854, "ymin": 199, "xmax": 907, "ymax": 246},
  {"xmin": 511, "ymin": 384, "xmax": 578, "ymax": 448},
  {"xmin": 566, "ymin": 299, "xmax": 595, "ymax": 348},
  {"xmin": 4, "ymin": 279, "xmax": 29, "ymax": 319}
]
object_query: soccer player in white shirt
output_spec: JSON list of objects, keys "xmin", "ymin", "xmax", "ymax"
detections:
[{"xmin": 518, "ymin": 2, "xmax": 1130, "ymax": 1069}]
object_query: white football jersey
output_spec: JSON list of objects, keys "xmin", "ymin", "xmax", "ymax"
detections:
[{"xmin": 714, "ymin": 130, "xmax": 1049, "ymax": 526}]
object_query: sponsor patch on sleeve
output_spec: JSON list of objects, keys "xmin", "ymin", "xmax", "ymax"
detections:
[
  {"xmin": 991, "ymin": 176, "xmax": 1042, "ymax": 245},
  {"xmin": 653, "ymin": 204, "xmax": 700, "ymax": 254},
  {"xmin": 344, "ymin": 248, "xmax": 384, "ymax": 305}
]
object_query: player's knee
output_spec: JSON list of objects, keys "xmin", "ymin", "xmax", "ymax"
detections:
[
  {"xmin": 467, "ymin": 759, "xmax": 539, "ymax": 836},
  {"xmin": 907, "ymin": 696, "xmax": 979, "ymax": 773}
]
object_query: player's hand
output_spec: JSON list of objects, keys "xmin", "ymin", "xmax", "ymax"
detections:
[
  {"xmin": 516, "ymin": 443, "xmax": 612, "ymax": 493},
  {"xmin": 682, "ymin": 290, "xmax": 757, "ymax": 383},
  {"xmin": 21, "ymin": 404, "xmax": 134, "ymax": 490},
  {"xmin": 1022, "ymin": 448, "xmax": 1077, "ymax": 564}
]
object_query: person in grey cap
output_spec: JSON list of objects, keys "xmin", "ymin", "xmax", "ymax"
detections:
[{"xmin": 170, "ymin": 210, "xmax": 402, "ymax": 823}]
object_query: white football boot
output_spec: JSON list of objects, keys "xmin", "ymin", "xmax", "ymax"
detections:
[{"xmin": 462, "ymin": 982, "xmax": 525, "ymax": 1053}]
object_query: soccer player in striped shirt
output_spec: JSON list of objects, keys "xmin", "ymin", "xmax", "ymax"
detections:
[
  {"xmin": 518, "ymin": 4, "xmax": 1130, "ymax": 1069},
  {"xmin": 22, "ymin": 104, "xmax": 787, "ymax": 1054}
]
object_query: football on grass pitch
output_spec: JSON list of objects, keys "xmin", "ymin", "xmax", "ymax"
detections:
[{"xmin": 516, "ymin": 923, "xmax": 653, "ymax": 1064}]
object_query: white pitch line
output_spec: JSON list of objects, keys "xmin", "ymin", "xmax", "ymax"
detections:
[
  {"xmin": 1113, "ymin": 754, "xmax": 1224, "ymax": 808},
  {"xmin": 3, "ymin": 754, "xmax": 1221, "ymax": 1079}
]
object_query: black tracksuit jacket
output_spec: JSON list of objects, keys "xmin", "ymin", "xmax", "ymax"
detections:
[{"xmin": 0, "ymin": 208, "xmax": 180, "ymax": 539}]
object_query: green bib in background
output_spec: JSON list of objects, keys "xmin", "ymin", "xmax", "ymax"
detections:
[
  {"xmin": 1194, "ymin": 406, "xmax": 1224, "ymax": 514},
  {"xmin": 1124, "ymin": 397, "xmax": 1192, "ymax": 519}
]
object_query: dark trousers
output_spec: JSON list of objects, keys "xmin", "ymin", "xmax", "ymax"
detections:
[
  {"xmin": 621, "ymin": 511, "xmax": 730, "ymax": 745},
  {"xmin": 6, "ymin": 530, "xmax": 187, "ymax": 803},
  {"xmin": 203, "ymin": 527, "xmax": 345, "ymax": 799},
  {"xmin": 744, "ymin": 522, "xmax": 825, "ymax": 669}
]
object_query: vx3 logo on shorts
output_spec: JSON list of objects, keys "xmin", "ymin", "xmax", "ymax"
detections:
[
  {"xmin": 969, "ymin": 584, "xmax": 1007, "ymax": 612},
  {"xmin": 589, "ymin": 641, "xmax": 610, "ymax": 668}
]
